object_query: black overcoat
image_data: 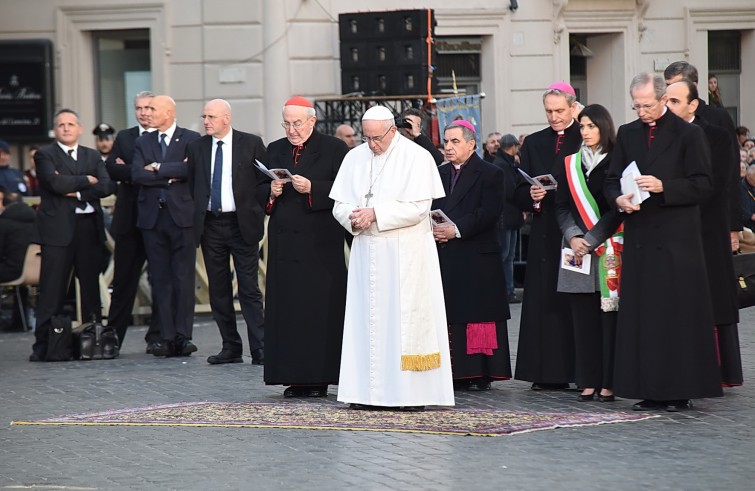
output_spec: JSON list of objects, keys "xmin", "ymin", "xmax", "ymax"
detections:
[
  {"xmin": 511, "ymin": 122, "xmax": 581, "ymax": 383},
  {"xmin": 605, "ymin": 109, "xmax": 723, "ymax": 400},
  {"xmin": 263, "ymin": 131, "xmax": 349, "ymax": 385}
]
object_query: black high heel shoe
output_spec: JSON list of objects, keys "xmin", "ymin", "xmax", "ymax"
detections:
[
  {"xmin": 598, "ymin": 394, "xmax": 615, "ymax": 402},
  {"xmin": 577, "ymin": 391, "xmax": 595, "ymax": 402}
]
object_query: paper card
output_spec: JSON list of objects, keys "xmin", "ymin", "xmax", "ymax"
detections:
[
  {"xmin": 561, "ymin": 247, "xmax": 591, "ymax": 275},
  {"xmin": 255, "ymin": 159, "xmax": 293, "ymax": 182},
  {"xmin": 517, "ymin": 168, "xmax": 558, "ymax": 190},
  {"xmin": 430, "ymin": 209, "xmax": 456, "ymax": 228},
  {"xmin": 620, "ymin": 161, "xmax": 650, "ymax": 205}
]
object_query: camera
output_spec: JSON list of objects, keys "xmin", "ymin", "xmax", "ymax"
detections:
[{"xmin": 395, "ymin": 117, "xmax": 413, "ymax": 129}]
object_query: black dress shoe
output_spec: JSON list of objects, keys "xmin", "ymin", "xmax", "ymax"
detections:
[
  {"xmin": 176, "ymin": 339, "xmax": 197, "ymax": 357},
  {"xmin": 251, "ymin": 349, "xmax": 264, "ymax": 365},
  {"xmin": 632, "ymin": 399, "xmax": 664, "ymax": 411},
  {"xmin": 284, "ymin": 386, "xmax": 311, "ymax": 398},
  {"xmin": 207, "ymin": 351, "xmax": 243, "ymax": 364},
  {"xmin": 306, "ymin": 385, "xmax": 328, "ymax": 397},
  {"xmin": 531, "ymin": 382, "xmax": 569, "ymax": 391},
  {"xmin": 665, "ymin": 400, "xmax": 692, "ymax": 412},
  {"xmin": 577, "ymin": 392, "xmax": 595, "ymax": 402},
  {"xmin": 145, "ymin": 341, "xmax": 160, "ymax": 355},
  {"xmin": 29, "ymin": 351, "xmax": 46, "ymax": 362},
  {"xmin": 467, "ymin": 379, "xmax": 492, "ymax": 391},
  {"xmin": 598, "ymin": 394, "xmax": 616, "ymax": 402},
  {"xmin": 151, "ymin": 340, "xmax": 174, "ymax": 357}
]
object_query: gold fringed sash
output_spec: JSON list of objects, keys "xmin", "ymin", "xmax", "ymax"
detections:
[{"xmin": 401, "ymin": 352, "xmax": 441, "ymax": 371}]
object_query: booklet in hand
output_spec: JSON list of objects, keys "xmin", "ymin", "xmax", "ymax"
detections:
[
  {"xmin": 255, "ymin": 159, "xmax": 294, "ymax": 182},
  {"xmin": 619, "ymin": 161, "xmax": 650, "ymax": 206},
  {"xmin": 517, "ymin": 168, "xmax": 558, "ymax": 190},
  {"xmin": 430, "ymin": 209, "xmax": 456, "ymax": 228},
  {"xmin": 561, "ymin": 247, "xmax": 591, "ymax": 275}
]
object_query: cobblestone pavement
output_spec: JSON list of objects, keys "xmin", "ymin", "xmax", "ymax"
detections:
[{"xmin": 1, "ymin": 300, "xmax": 754, "ymax": 490}]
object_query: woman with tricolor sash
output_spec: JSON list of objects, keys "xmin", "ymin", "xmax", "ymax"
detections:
[{"xmin": 554, "ymin": 104, "xmax": 624, "ymax": 403}]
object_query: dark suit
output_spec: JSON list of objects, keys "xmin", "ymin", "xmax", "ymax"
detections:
[
  {"xmin": 32, "ymin": 143, "xmax": 111, "ymax": 356},
  {"xmin": 605, "ymin": 109, "xmax": 722, "ymax": 401},
  {"xmin": 432, "ymin": 153, "xmax": 511, "ymax": 382},
  {"xmin": 132, "ymin": 126, "xmax": 201, "ymax": 343},
  {"xmin": 105, "ymin": 126, "xmax": 160, "ymax": 344},
  {"xmin": 187, "ymin": 129, "xmax": 269, "ymax": 356}
]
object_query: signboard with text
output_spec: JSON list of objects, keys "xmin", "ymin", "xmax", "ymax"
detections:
[{"xmin": 0, "ymin": 39, "xmax": 55, "ymax": 140}]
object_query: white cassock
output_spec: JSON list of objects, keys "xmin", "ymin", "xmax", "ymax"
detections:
[{"xmin": 330, "ymin": 133, "xmax": 455, "ymax": 407}]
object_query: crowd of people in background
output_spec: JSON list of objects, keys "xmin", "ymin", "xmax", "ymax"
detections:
[{"xmin": 0, "ymin": 58, "xmax": 750, "ymax": 414}]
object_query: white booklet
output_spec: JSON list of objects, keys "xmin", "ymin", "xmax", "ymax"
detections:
[
  {"xmin": 430, "ymin": 209, "xmax": 456, "ymax": 228},
  {"xmin": 620, "ymin": 161, "xmax": 650, "ymax": 205},
  {"xmin": 517, "ymin": 167, "xmax": 558, "ymax": 190},
  {"xmin": 560, "ymin": 247, "xmax": 591, "ymax": 275},
  {"xmin": 255, "ymin": 159, "xmax": 293, "ymax": 182}
]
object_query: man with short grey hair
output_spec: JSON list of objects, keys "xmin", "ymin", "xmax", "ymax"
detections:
[
  {"xmin": 105, "ymin": 90, "xmax": 161, "ymax": 351},
  {"xmin": 606, "ymin": 72, "xmax": 722, "ymax": 412}
]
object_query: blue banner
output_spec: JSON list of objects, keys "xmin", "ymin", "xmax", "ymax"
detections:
[{"xmin": 436, "ymin": 95, "xmax": 483, "ymax": 157}]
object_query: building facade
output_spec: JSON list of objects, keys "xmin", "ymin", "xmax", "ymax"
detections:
[{"xmin": 1, "ymin": 0, "xmax": 754, "ymax": 162}]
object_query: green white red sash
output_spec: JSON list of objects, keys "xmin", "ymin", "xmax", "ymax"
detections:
[{"xmin": 564, "ymin": 151, "xmax": 623, "ymax": 311}]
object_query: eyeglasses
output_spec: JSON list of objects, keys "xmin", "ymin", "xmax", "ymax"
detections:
[
  {"xmin": 362, "ymin": 126, "xmax": 394, "ymax": 144},
  {"xmin": 281, "ymin": 120, "xmax": 307, "ymax": 130},
  {"xmin": 200, "ymin": 114, "xmax": 226, "ymax": 121},
  {"xmin": 630, "ymin": 100, "xmax": 660, "ymax": 112}
]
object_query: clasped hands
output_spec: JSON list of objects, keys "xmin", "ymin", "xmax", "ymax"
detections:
[
  {"xmin": 433, "ymin": 226, "xmax": 456, "ymax": 243},
  {"xmin": 569, "ymin": 236, "xmax": 591, "ymax": 266},
  {"xmin": 270, "ymin": 175, "xmax": 311, "ymax": 199},
  {"xmin": 616, "ymin": 174, "xmax": 662, "ymax": 214},
  {"xmin": 349, "ymin": 207, "xmax": 375, "ymax": 231}
]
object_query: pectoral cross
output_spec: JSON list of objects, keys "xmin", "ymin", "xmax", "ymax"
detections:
[{"xmin": 364, "ymin": 191, "xmax": 373, "ymax": 206}]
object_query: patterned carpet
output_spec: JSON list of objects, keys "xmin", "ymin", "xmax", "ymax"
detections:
[{"xmin": 11, "ymin": 402, "xmax": 658, "ymax": 437}]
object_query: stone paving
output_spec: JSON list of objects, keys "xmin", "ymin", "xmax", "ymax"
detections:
[{"xmin": 1, "ymin": 300, "xmax": 754, "ymax": 490}]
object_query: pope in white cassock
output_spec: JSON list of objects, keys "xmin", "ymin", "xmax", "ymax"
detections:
[{"xmin": 330, "ymin": 106, "xmax": 455, "ymax": 409}]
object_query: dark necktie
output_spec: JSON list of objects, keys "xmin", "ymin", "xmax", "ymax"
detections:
[
  {"xmin": 555, "ymin": 133, "xmax": 564, "ymax": 155},
  {"xmin": 647, "ymin": 124, "xmax": 656, "ymax": 148},
  {"xmin": 450, "ymin": 166, "xmax": 461, "ymax": 193},
  {"xmin": 67, "ymin": 148, "xmax": 75, "ymax": 161},
  {"xmin": 210, "ymin": 141, "xmax": 224, "ymax": 215},
  {"xmin": 292, "ymin": 144, "xmax": 304, "ymax": 166},
  {"xmin": 160, "ymin": 133, "xmax": 168, "ymax": 160}
]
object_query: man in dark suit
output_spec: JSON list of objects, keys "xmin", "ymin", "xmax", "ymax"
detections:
[
  {"xmin": 432, "ymin": 120, "xmax": 510, "ymax": 391},
  {"xmin": 187, "ymin": 99, "xmax": 268, "ymax": 365},
  {"xmin": 605, "ymin": 72, "xmax": 722, "ymax": 412},
  {"xmin": 666, "ymin": 80, "xmax": 743, "ymax": 387},
  {"xmin": 30, "ymin": 109, "xmax": 112, "ymax": 361},
  {"xmin": 105, "ymin": 90, "xmax": 162, "ymax": 351},
  {"xmin": 511, "ymin": 82, "xmax": 582, "ymax": 390},
  {"xmin": 132, "ymin": 95, "xmax": 201, "ymax": 357}
]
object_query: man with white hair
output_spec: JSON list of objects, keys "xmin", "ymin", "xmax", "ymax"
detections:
[{"xmin": 330, "ymin": 105, "xmax": 454, "ymax": 410}]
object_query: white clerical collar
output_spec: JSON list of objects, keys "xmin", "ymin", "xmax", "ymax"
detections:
[{"xmin": 688, "ymin": 116, "xmax": 695, "ymax": 123}]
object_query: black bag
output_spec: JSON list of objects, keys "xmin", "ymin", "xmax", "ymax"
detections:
[
  {"xmin": 733, "ymin": 252, "xmax": 755, "ymax": 309},
  {"xmin": 46, "ymin": 315, "xmax": 74, "ymax": 361},
  {"xmin": 78, "ymin": 318, "xmax": 120, "ymax": 360}
]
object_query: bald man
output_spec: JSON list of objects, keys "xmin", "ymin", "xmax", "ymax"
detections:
[
  {"xmin": 334, "ymin": 124, "xmax": 357, "ymax": 149},
  {"xmin": 187, "ymin": 99, "xmax": 269, "ymax": 365},
  {"xmin": 132, "ymin": 95, "xmax": 201, "ymax": 357}
]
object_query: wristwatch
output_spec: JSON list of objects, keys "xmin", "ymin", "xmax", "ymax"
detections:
[{"xmin": 151, "ymin": 162, "xmax": 159, "ymax": 171}]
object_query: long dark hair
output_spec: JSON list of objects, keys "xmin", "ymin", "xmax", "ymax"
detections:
[{"xmin": 578, "ymin": 104, "xmax": 616, "ymax": 153}]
